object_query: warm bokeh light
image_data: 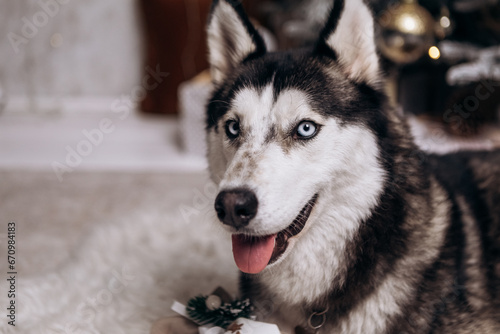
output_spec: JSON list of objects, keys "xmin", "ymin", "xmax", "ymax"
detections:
[
  {"xmin": 428, "ymin": 46, "xmax": 441, "ymax": 60},
  {"xmin": 401, "ymin": 15, "xmax": 418, "ymax": 32},
  {"xmin": 440, "ymin": 16, "xmax": 451, "ymax": 28}
]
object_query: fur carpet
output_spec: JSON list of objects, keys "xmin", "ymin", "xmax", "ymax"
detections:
[{"xmin": 0, "ymin": 170, "xmax": 238, "ymax": 334}]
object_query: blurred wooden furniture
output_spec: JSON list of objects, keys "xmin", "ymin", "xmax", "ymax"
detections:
[
  {"xmin": 139, "ymin": 0, "xmax": 212, "ymax": 114},
  {"xmin": 138, "ymin": 0, "xmax": 266, "ymax": 114}
]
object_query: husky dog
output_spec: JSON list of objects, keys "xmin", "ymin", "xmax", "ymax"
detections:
[{"xmin": 204, "ymin": 0, "xmax": 500, "ymax": 332}]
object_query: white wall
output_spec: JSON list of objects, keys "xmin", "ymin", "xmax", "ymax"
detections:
[{"xmin": 0, "ymin": 0, "xmax": 143, "ymax": 113}]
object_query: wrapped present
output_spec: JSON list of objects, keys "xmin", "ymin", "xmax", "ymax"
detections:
[
  {"xmin": 224, "ymin": 318, "xmax": 280, "ymax": 334},
  {"xmin": 151, "ymin": 287, "xmax": 283, "ymax": 334},
  {"xmin": 199, "ymin": 326, "xmax": 225, "ymax": 334}
]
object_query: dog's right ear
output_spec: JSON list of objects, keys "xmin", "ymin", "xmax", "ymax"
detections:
[
  {"xmin": 207, "ymin": 0, "xmax": 266, "ymax": 84},
  {"xmin": 315, "ymin": 0, "xmax": 380, "ymax": 86}
]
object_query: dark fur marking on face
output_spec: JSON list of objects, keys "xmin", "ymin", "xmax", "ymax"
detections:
[
  {"xmin": 264, "ymin": 125, "xmax": 277, "ymax": 144},
  {"xmin": 279, "ymin": 137, "xmax": 294, "ymax": 155},
  {"xmin": 206, "ymin": 86, "xmax": 231, "ymax": 130},
  {"xmin": 229, "ymin": 133, "xmax": 244, "ymax": 150},
  {"xmin": 235, "ymin": 150, "xmax": 258, "ymax": 180},
  {"xmin": 241, "ymin": 151, "xmax": 251, "ymax": 160},
  {"xmin": 232, "ymin": 161, "xmax": 244, "ymax": 175},
  {"xmin": 206, "ymin": 57, "xmax": 277, "ymax": 130},
  {"xmin": 207, "ymin": 50, "xmax": 386, "ymax": 135},
  {"xmin": 279, "ymin": 129, "xmax": 323, "ymax": 156}
]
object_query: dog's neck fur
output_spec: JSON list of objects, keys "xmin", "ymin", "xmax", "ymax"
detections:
[{"xmin": 241, "ymin": 116, "xmax": 450, "ymax": 333}]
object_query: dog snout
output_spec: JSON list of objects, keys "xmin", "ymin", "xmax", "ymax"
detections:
[{"xmin": 214, "ymin": 188, "xmax": 258, "ymax": 229}]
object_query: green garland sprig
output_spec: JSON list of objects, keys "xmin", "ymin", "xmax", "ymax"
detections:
[{"xmin": 186, "ymin": 295, "xmax": 254, "ymax": 329}]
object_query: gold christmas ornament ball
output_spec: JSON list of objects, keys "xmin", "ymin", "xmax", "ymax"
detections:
[{"xmin": 377, "ymin": 0, "xmax": 435, "ymax": 64}]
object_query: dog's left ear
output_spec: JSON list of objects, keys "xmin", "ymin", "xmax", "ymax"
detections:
[
  {"xmin": 207, "ymin": 0, "xmax": 267, "ymax": 84},
  {"xmin": 316, "ymin": 0, "xmax": 380, "ymax": 86}
]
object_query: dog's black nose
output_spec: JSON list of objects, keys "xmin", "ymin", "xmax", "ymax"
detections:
[{"xmin": 214, "ymin": 188, "xmax": 258, "ymax": 229}]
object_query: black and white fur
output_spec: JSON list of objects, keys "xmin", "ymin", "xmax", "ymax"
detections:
[{"xmin": 205, "ymin": 0, "xmax": 500, "ymax": 333}]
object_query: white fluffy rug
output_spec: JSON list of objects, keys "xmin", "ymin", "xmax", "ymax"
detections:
[{"xmin": 0, "ymin": 170, "xmax": 238, "ymax": 334}]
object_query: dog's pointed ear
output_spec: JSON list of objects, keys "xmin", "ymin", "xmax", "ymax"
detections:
[
  {"xmin": 207, "ymin": 0, "xmax": 266, "ymax": 84},
  {"xmin": 316, "ymin": 0, "xmax": 380, "ymax": 86}
]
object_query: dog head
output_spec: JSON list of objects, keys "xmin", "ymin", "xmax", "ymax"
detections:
[{"xmin": 206, "ymin": 0, "xmax": 388, "ymax": 275}]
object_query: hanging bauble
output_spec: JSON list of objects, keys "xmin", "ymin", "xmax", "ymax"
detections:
[{"xmin": 377, "ymin": 0, "xmax": 435, "ymax": 64}]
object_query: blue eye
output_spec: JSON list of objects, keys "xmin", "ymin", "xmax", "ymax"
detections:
[
  {"xmin": 225, "ymin": 120, "xmax": 240, "ymax": 139},
  {"xmin": 295, "ymin": 121, "xmax": 318, "ymax": 139}
]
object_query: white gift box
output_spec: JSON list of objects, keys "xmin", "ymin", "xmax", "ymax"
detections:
[
  {"xmin": 172, "ymin": 300, "xmax": 280, "ymax": 334},
  {"xmin": 224, "ymin": 318, "xmax": 280, "ymax": 334},
  {"xmin": 199, "ymin": 326, "xmax": 225, "ymax": 334}
]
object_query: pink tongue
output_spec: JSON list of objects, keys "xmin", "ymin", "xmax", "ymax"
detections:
[{"xmin": 232, "ymin": 234, "xmax": 276, "ymax": 274}]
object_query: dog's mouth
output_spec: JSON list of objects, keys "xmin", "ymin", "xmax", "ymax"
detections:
[{"xmin": 231, "ymin": 194, "xmax": 318, "ymax": 274}]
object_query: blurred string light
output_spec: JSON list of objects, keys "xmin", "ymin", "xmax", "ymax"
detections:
[
  {"xmin": 440, "ymin": 16, "xmax": 451, "ymax": 29},
  {"xmin": 435, "ymin": 5, "xmax": 454, "ymax": 39},
  {"xmin": 428, "ymin": 46, "xmax": 441, "ymax": 60}
]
